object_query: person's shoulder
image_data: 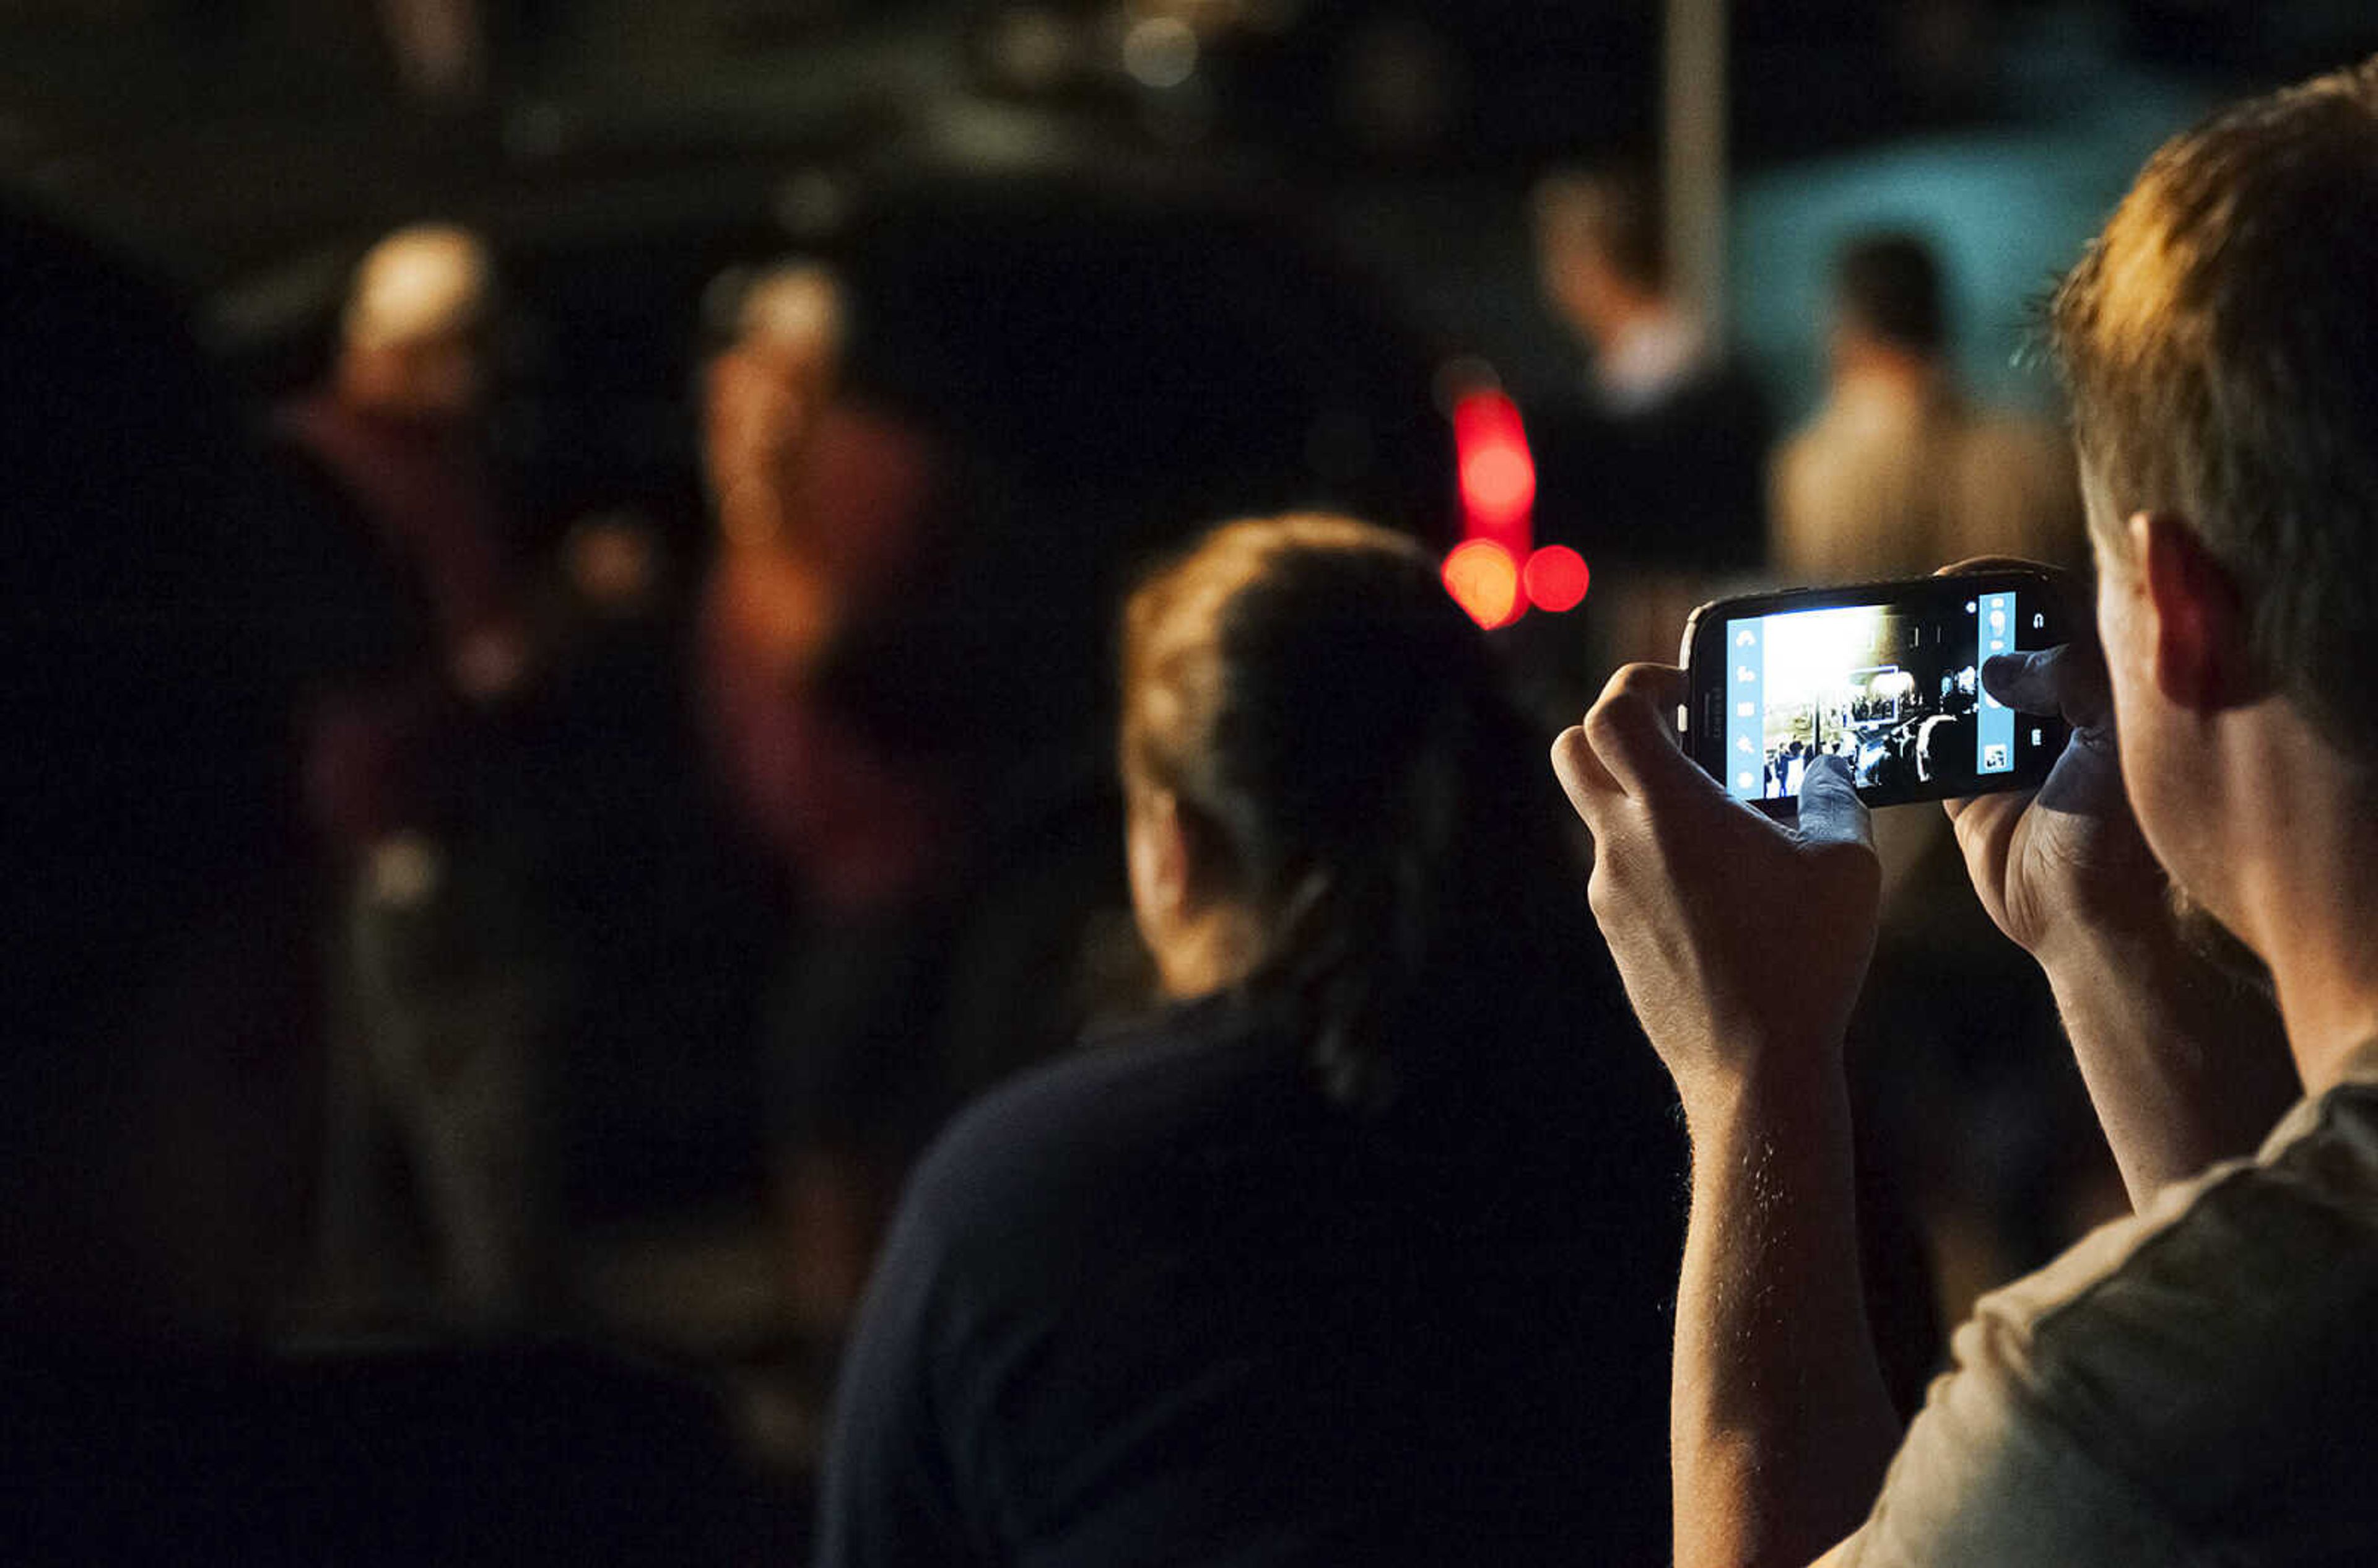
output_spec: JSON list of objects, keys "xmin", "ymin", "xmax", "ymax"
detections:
[
  {"xmin": 1775, "ymin": 388, "xmax": 1899, "ymax": 473},
  {"xmin": 1768, "ymin": 397, "xmax": 1876, "ymax": 550},
  {"xmin": 1946, "ymin": 1079, "xmax": 2378, "ymax": 1533},
  {"xmin": 272, "ymin": 391, "xmax": 400, "ymax": 497},
  {"xmin": 1956, "ymin": 399, "xmax": 2062, "ymax": 442},
  {"xmin": 899, "ymin": 996, "xmax": 1288, "ymax": 1245},
  {"xmin": 1982, "ymin": 1078, "xmax": 2378, "ymax": 1349},
  {"xmin": 1953, "ymin": 404, "xmax": 2074, "ymax": 476}
]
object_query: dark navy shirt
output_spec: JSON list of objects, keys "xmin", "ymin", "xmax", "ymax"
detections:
[{"xmin": 817, "ymin": 990, "xmax": 1684, "ymax": 1567}]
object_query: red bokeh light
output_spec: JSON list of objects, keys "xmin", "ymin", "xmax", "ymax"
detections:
[
  {"xmin": 1451, "ymin": 390, "xmax": 1536, "ymax": 547},
  {"xmin": 1461, "ymin": 448, "xmax": 1535, "ymax": 521},
  {"xmin": 1443, "ymin": 538, "xmax": 1524, "ymax": 630},
  {"xmin": 1522, "ymin": 544, "xmax": 1590, "ymax": 612}
]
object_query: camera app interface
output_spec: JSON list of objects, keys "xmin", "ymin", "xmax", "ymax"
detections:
[{"xmin": 1723, "ymin": 590, "xmax": 2035, "ymax": 803}]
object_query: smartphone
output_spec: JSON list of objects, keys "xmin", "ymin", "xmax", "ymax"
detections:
[{"xmin": 1681, "ymin": 570, "xmax": 2073, "ymax": 813}]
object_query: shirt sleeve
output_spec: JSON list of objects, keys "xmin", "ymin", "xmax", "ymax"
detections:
[
  {"xmin": 1828, "ymin": 1324, "xmax": 2198, "ymax": 1567},
  {"xmin": 812, "ymin": 1190, "xmax": 991, "ymax": 1568}
]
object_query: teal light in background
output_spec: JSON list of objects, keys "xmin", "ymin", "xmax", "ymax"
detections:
[{"xmin": 1730, "ymin": 45, "xmax": 2213, "ymax": 426}]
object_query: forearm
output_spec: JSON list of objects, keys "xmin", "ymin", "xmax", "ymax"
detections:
[
  {"xmin": 1672, "ymin": 1066, "xmax": 1901, "ymax": 1568},
  {"xmin": 2040, "ymin": 923, "xmax": 2297, "ymax": 1206}
]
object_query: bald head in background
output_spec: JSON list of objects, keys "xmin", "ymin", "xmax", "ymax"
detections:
[
  {"xmin": 338, "ymin": 223, "xmax": 496, "ymax": 424},
  {"xmin": 738, "ymin": 262, "xmax": 844, "ymax": 380}
]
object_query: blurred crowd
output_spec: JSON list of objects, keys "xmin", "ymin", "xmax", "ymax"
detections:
[
  {"xmin": 272, "ymin": 220, "xmax": 1143, "ymax": 1362},
  {"xmin": 6, "ymin": 125, "xmax": 2098, "ymax": 1560}
]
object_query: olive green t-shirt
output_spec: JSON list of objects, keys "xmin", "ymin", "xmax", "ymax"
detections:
[{"xmin": 1841, "ymin": 1042, "xmax": 2378, "ymax": 1565}]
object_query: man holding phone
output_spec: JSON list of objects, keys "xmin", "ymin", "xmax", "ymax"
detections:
[{"xmin": 1554, "ymin": 59, "xmax": 2378, "ymax": 1565}]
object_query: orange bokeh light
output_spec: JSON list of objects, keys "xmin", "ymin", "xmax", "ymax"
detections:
[
  {"xmin": 1443, "ymin": 538, "xmax": 1524, "ymax": 629},
  {"xmin": 1522, "ymin": 544, "xmax": 1590, "ymax": 612}
]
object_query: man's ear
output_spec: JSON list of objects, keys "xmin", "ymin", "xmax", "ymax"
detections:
[
  {"xmin": 1129, "ymin": 788, "xmax": 1196, "ymax": 925},
  {"xmin": 2132, "ymin": 512, "xmax": 2261, "ymax": 712}
]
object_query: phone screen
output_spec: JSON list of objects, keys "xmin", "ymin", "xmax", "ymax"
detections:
[{"xmin": 1701, "ymin": 580, "xmax": 2066, "ymax": 809}]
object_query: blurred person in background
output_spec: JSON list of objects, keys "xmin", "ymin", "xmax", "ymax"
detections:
[
  {"xmin": 1530, "ymin": 162, "xmax": 1771, "ymax": 580},
  {"xmin": 817, "ymin": 515, "xmax": 1686, "ymax": 1565},
  {"xmin": 1772, "ymin": 232, "xmax": 2084, "ymax": 583},
  {"xmin": 695, "ymin": 262, "xmax": 960, "ymax": 1348},
  {"xmin": 280, "ymin": 222, "xmax": 560, "ymax": 1326},
  {"xmin": 0, "ymin": 198, "xmax": 752, "ymax": 1564},
  {"xmin": 281, "ymin": 223, "xmax": 526, "ymax": 710},
  {"xmin": 700, "ymin": 260, "xmax": 947, "ymax": 915}
]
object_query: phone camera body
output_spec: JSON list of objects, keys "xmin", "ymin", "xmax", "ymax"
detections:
[{"xmin": 1682, "ymin": 570, "xmax": 2073, "ymax": 815}]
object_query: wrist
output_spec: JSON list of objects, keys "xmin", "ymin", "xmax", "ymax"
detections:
[
  {"xmin": 2031, "ymin": 908, "xmax": 2193, "ymax": 998},
  {"xmin": 2021, "ymin": 858, "xmax": 2179, "ymax": 972},
  {"xmin": 1677, "ymin": 1050, "xmax": 1852, "ymax": 1151},
  {"xmin": 2025, "ymin": 892, "xmax": 2293, "ymax": 1203}
]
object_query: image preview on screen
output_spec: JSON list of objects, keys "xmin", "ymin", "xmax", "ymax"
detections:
[{"xmin": 1723, "ymin": 593, "xmax": 2026, "ymax": 802}]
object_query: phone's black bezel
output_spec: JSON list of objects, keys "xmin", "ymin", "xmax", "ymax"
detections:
[{"xmin": 1682, "ymin": 570, "xmax": 2074, "ymax": 814}]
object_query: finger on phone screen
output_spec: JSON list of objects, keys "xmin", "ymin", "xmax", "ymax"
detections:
[
  {"xmin": 1980, "ymin": 648, "xmax": 2059, "ymax": 712},
  {"xmin": 1982, "ymin": 642, "xmax": 2112, "ymax": 731},
  {"xmin": 1796, "ymin": 754, "xmax": 1873, "ymax": 852},
  {"xmin": 1580, "ymin": 663, "xmax": 1694, "ymax": 799}
]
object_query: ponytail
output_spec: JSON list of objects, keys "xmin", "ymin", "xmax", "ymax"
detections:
[
  {"xmin": 1120, "ymin": 514, "xmax": 1542, "ymax": 1113},
  {"xmin": 1256, "ymin": 698, "xmax": 1472, "ymax": 1108}
]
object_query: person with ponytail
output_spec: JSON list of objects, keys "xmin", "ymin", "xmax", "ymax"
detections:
[{"xmin": 817, "ymin": 515, "xmax": 1683, "ymax": 1566}]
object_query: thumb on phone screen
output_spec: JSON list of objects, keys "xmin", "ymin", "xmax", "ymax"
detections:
[{"xmin": 1796, "ymin": 753, "xmax": 1872, "ymax": 853}]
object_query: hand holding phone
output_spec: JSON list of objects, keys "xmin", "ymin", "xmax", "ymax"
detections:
[
  {"xmin": 1681, "ymin": 570, "xmax": 2073, "ymax": 814},
  {"xmin": 1553, "ymin": 664, "xmax": 1882, "ymax": 1100},
  {"xmin": 1944, "ymin": 637, "xmax": 2168, "ymax": 960}
]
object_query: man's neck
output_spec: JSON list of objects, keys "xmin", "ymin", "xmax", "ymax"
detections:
[
  {"xmin": 2229, "ymin": 721, "xmax": 2378, "ymax": 1094},
  {"xmin": 2263, "ymin": 906, "xmax": 2378, "ymax": 1097}
]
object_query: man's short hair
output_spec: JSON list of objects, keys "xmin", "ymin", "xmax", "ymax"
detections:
[
  {"xmin": 2053, "ymin": 58, "xmax": 2378, "ymax": 762},
  {"xmin": 1533, "ymin": 165, "xmax": 1666, "ymax": 294},
  {"xmin": 1834, "ymin": 233, "xmax": 1947, "ymax": 357}
]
